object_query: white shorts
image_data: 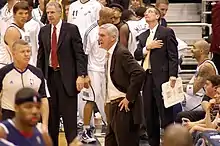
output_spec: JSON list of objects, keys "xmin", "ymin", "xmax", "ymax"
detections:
[{"xmin": 82, "ymin": 71, "xmax": 106, "ymax": 102}]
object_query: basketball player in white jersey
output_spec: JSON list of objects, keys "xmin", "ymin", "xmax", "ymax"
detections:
[
  {"xmin": 120, "ymin": 13, "xmax": 149, "ymax": 56},
  {"xmin": 4, "ymin": 1, "xmax": 33, "ymax": 66},
  {"xmin": 32, "ymin": 0, "xmax": 44, "ymax": 22},
  {"xmin": 67, "ymin": 0, "xmax": 102, "ymax": 40},
  {"xmin": 80, "ymin": 7, "xmax": 114, "ymax": 143},
  {"xmin": 184, "ymin": 40, "xmax": 218, "ymax": 111},
  {"xmin": 68, "ymin": 0, "xmax": 102, "ymax": 127},
  {"xmin": 0, "ymin": 0, "xmax": 18, "ymax": 67},
  {"xmin": 22, "ymin": 0, "xmax": 41, "ymax": 66}
]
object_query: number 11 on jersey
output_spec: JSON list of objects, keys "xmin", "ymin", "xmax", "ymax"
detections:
[{"xmin": 72, "ymin": 10, "xmax": 78, "ymax": 17}]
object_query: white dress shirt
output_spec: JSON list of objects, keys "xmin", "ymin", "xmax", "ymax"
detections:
[
  {"xmin": 49, "ymin": 19, "xmax": 62, "ymax": 67},
  {"xmin": 107, "ymin": 42, "xmax": 126, "ymax": 101}
]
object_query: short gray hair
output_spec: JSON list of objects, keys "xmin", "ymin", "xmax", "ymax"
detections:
[
  {"xmin": 46, "ymin": 1, "xmax": 62, "ymax": 13},
  {"xmin": 99, "ymin": 23, "xmax": 119, "ymax": 40},
  {"xmin": 12, "ymin": 39, "xmax": 30, "ymax": 51}
]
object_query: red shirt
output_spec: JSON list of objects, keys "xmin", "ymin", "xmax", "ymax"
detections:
[{"xmin": 210, "ymin": 1, "xmax": 220, "ymax": 54}]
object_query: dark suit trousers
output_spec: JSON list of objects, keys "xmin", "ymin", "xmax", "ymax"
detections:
[
  {"xmin": 105, "ymin": 100, "xmax": 139, "ymax": 146},
  {"xmin": 47, "ymin": 67, "xmax": 77, "ymax": 146},
  {"xmin": 143, "ymin": 72, "xmax": 174, "ymax": 146}
]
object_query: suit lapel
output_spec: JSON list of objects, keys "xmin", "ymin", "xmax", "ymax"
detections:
[
  {"xmin": 143, "ymin": 29, "xmax": 150, "ymax": 44},
  {"xmin": 110, "ymin": 43, "xmax": 119, "ymax": 73},
  {"xmin": 46, "ymin": 24, "xmax": 51, "ymax": 53},
  {"xmin": 154, "ymin": 25, "xmax": 161, "ymax": 40},
  {"xmin": 57, "ymin": 21, "xmax": 66, "ymax": 50}
]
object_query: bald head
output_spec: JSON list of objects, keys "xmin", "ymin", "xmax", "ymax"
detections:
[
  {"xmin": 99, "ymin": 7, "xmax": 114, "ymax": 25},
  {"xmin": 193, "ymin": 40, "xmax": 210, "ymax": 55},
  {"xmin": 163, "ymin": 124, "xmax": 193, "ymax": 146}
]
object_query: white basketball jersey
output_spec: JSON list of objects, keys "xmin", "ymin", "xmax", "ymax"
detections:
[
  {"xmin": 24, "ymin": 19, "xmax": 41, "ymax": 66},
  {"xmin": 84, "ymin": 22, "xmax": 106, "ymax": 72},
  {"xmin": 67, "ymin": 0, "xmax": 101, "ymax": 41},
  {"xmin": 126, "ymin": 18, "xmax": 149, "ymax": 56},
  {"xmin": 0, "ymin": 4, "xmax": 14, "ymax": 66},
  {"xmin": 32, "ymin": 7, "xmax": 42, "ymax": 23},
  {"xmin": 0, "ymin": 23, "xmax": 31, "ymax": 66}
]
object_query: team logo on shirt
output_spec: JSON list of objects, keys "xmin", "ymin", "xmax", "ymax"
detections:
[{"xmin": 30, "ymin": 79, "xmax": 34, "ymax": 86}]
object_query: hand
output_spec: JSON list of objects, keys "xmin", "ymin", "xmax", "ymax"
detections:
[
  {"xmin": 169, "ymin": 76, "xmax": 176, "ymax": 88},
  {"xmin": 147, "ymin": 40, "xmax": 163, "ymax": 50},
  {"xmin": 70, "ymin": 137, "xmax": 82, "ymax": 146},
  {"xmin": 76, "ymin": 76, "xmax": 84, "ymax": 91},
  {"xmin": 118, "ymin": 98, "xmax": 130, "ymax": 112},
  {"xmin": 41, "ymin": 124, "xmax": 48, "ymax": 133},
  {"xmin": 84, "ymin": 76, "xmax": 90, "ymax": 89}
]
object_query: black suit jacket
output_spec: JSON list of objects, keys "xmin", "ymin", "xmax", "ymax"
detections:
[
  {"xmin": 134, "ymin": 25, "xmax": 178, "ymax": 91},
  {"xmin": 110, "ymin": 43, "xmax": 145, "ymax": 124},
  {"xmin": 37, "ymin": 21, "xmax": 87, "ymax": 97}
]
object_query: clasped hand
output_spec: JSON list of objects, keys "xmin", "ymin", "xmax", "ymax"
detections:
[{"xmin": 147, "ymin": 40, "xmax": 163, "ymax": 50}]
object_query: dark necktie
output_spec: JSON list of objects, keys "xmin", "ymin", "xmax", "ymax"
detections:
[
  {"xmin": 105, "ymin": 52, "xmax": 110, "ymax": 102},
  {"xmin": 51, "ymin": 26, "xmax": 58, "ymax": 69}
]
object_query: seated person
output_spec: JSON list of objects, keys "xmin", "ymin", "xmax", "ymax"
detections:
[
  {"xmin": 175, "ymin": 40, "xmax": 218, "ymax": 123},
  {"xmin": 176, "ymin": 75, "xmax": 220, "ymax": 123},
  {"xmin": 183, "ymin": 84, "xmax": 220, "ymax": 134}
]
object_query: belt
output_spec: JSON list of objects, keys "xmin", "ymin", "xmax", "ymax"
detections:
[
  {"xmin": 110, "ymin": 97, "xmax": 124, "ymax": 104},
  {"xmin": 146, "ymin": 69, "xmax": 152, "ymax": 74},
  {"xmin": 49, "ymin": 66, "xmax": 60, "ymax": 71}
]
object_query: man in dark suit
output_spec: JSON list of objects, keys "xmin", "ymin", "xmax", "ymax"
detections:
[
  {"xmin": 98, "ymin": 23, "xmax": 145, "ymax": 146},
  {"xmin": 134, "ymin": 6, "xmax": 178, "ymax": 146},
  {"xmin": 37, "ymin": 1, "xmax": 87, "ymax": 146}
]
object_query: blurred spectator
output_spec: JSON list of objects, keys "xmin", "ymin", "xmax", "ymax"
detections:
[
  {"xmin": 163, "ymin": 124, "xmax": 193, "ymax": 146},
  {"xmin": 155, "ymin": 0, "xmax": 169, "ymax": 27},
  {"xmin": 128, "ymin": 0, "xmax": 145, "ymax": 13},
  {"xmin": 108, "ymin": 0, "xmax": 129, "ymax": 9},
  {"xmin": 0, "ymin": 0, "xmax": 7, "ymax": 9}
]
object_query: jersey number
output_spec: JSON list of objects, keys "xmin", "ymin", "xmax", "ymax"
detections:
[{"xmin": 72, "ymin": 10, "xmax": 78, "ymax": 17}]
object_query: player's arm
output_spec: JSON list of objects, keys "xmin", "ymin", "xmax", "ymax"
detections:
[
  {"xmin": 193, "ymin": 63, "xmax": 216, "ymax": 94},
  {"xmin": 4, "ymin": 27, "xmax": 21, "ymax": 52},
  {"xmin": 0, "ymin": 126, "xmax": 7, "ymax": 139},
  {"xmin": 119, "ymin": 24, "xmax": 129, "ymax": 48},
  {"xmin": 42, "ymin": 132, "xmax": 53, "ymax": 146}
]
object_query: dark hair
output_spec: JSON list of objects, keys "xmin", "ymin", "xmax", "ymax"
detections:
[
  {"xmin": 135, "ymin": 7, "xmax": 147, "ymax": 18},
  {"xmin": 15, "ymin": 87, "xmax": 41, "ymax": 105},
  {"xmin": 109, "ymin": 3, "xmax": 124, "ymax": 12},
  {"xmin": 13, "ymin": 1, "xmax": 29, "ymax": 14},
  {"xmin": 207, "ymin": 75, "xmax": 220, "ymax": 87},
  {"xmin": 121, "ymin": 10, "xmax": 135, "ymax": 22}
]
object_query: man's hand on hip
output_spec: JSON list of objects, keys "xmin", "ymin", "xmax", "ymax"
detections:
[
  {"xmin": 76, "ymin": 76, "xmax": 84, "ymax": 91},
  {"xmin": 118, "ymin": 98, "xmax": 130, "ymax": 112}
]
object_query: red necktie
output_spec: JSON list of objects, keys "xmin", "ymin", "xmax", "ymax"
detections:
[{"xmin": 51, "ymin": 26, "xmax": 58, "ymax": 69}]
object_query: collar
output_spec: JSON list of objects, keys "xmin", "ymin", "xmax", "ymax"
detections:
[
  {"xmin": 52, "ymin": 19, "xmax": 62, "ymax": 30},
  {"xmin": 107, "ymin": 42, "xmax": 117, "ymax": 55},
  {"xmin": 149, "ymin": 23, "xmax": 159, "ymax": 33}
]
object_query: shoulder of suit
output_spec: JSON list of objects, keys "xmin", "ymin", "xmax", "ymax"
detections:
[{"xmin": 116, "ymin": 44, "xmax": 131, "ymax": 55}]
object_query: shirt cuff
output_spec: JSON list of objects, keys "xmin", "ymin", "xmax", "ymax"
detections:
[{"xmin": 143, "ymin": 47, "xmax": 149, "ymax": 56}]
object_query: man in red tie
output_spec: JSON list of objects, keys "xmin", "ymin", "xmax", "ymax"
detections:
[{"xmin": 37, "ymin": 1, "xmax": 88, "ymax": 146}]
